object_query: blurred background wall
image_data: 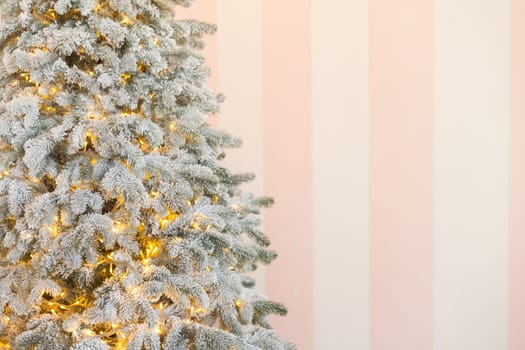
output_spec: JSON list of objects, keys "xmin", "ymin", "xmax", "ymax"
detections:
[{"xmin": 178, "ymin": 1, "xmax": 525, "ymax": 349}]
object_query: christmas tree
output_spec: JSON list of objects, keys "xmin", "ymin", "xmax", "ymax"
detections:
[{"xmin": 0, "ymin": 0, "xmax": 293, "ymax": 348}]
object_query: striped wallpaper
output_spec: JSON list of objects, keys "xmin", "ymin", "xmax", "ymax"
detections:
[{"xmin": 178, "ymin": 1, "xmax": 523, "ymax": 349}]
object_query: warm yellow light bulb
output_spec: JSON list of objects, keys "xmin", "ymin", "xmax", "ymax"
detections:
[
  {"xmin": 48, "ymin": 224, "xmax": 59, "ymax": 237},
  {"xmin": 146, "ymin": 241, "xmax": 159, "ymax": 257},
  {"xmin": 115, "ymin": 342, "xmax": 126, "ymax": 350},
  {"xmin": 137, "ymin": 62, "xmax": 147, "ymax": 72},
  {"xmin": 112, "ymin": 221, "xmax": 124, "ymax": 233},
  {"xmin": 81, "ymin": 329, "xmax": 94, "ymax": 336},
  {"xmin": 120, "ymin": 15, "xmax": 133, "ymax": 25},
  {"xmin": 84, "ymin": 131, "xmax": 93, "ymax": 151},
  {"xmin": 150, "ymin": 245, "xmax": 159, "ymax": 256},
  {"xmin": 46, "ymin": 8, "xmax": 57, "ymax": 20},
  {"xmin": 141, "ymin": 240, "xmax": 161, "ymax": 263},
  {"xmin": 120, "ymin": 72, "xmax": 131, "ymax": 84},
  {"xmin": 160, "ymin": 211, "xmax": 179, "ymax": 230}
]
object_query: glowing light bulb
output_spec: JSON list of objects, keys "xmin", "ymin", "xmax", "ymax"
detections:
[
  {"xmin": 120, "ymin": 15, "xmax": 133, "ymax": 25},
  {"xmin": 137, "ymin": 62, "xmax": 147, "ymax": 72},
  {"xmin": 160, "ymin": 211, "xmax": 179, "ymax": 230},
  {"xmin": 112, "ymin": 221, "xmax": 125, "ymax": 233},
  {"xmin": 46, "ymin": 8, "xmax": 57, "ymax": 21},
  {"xmin": 47, "ymin": 224, "xmax": 59, "ymax": 237},
  {"xmin": 120, "ymin": 73, "xmax": 131, "ymax": 84},
  {"xmin": 84, "ymin": 131, "xmax": 93, "ymax": 151},
  {"xmin": 81, "ymin": 329, "xmax": 94, "ymax": 336}
]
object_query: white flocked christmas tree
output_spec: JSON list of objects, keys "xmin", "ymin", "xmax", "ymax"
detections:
[{"xmin": 0, "ymin": 0, "xmax": 294, "ymax": 348}]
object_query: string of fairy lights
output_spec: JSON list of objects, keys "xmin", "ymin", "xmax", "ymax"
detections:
[{"xmin": 0, "ymin": 2, "xmax": 248, "ymax": 348}]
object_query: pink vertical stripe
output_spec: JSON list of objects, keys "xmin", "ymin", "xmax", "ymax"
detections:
[
  {"xmin": 176, "ymin": 1, "xmax": 219, "ymax": 126},
  {"xmin": 369, "ymin": 0, "xmax": 434, "ymax": 349},
  {"xmin": 261, "ymin": 1, "xmax": 313, "ymax": 349},
  {"xmin": 510, "ymin": 1, "xmax": 525, "ymax": 348}
]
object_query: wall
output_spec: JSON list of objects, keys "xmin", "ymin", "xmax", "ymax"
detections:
[{"xmin": 178, "ymin": 1, "xmax": 525, "ymax": 349}]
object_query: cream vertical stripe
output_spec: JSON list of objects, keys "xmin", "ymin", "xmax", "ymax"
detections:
[
  {"xmin": 434, "ymin": 0, "xmax": 509, "ymax": 349},
  {"xmin": 215, "ymin": 0, "xmax": 266, "ymax": 292},
  {"xmin": 510, "ymin": 0, "xmax": 525, "ymax": 348},
  {"xmin": 311, "ymin": 0, "xmax": 369, "ymax": 349}
]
